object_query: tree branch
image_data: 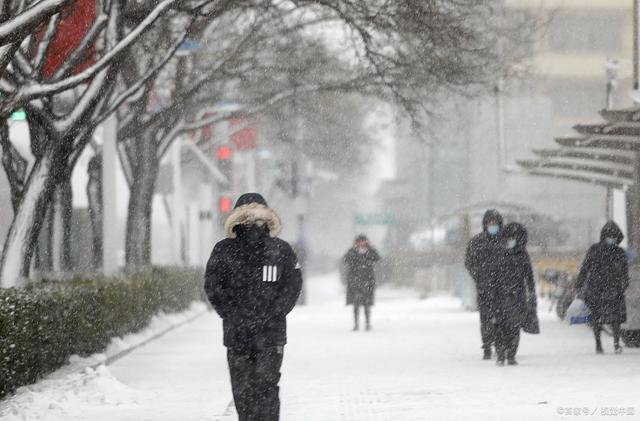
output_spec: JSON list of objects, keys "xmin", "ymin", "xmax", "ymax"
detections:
[
  {"xmin": 51, "ymin": 13, "xmax": 109, "ymax": 80},
  {"xmin": 32, "ymin": 12, "xmax": 62, "ymax": 76},
  {"xmin": 0, "ymin": 0, "xmax": 71, "ymax": 46},
  {"xmin": 17, "ymin": 0, "xmax": 177, "ymax": 100}
]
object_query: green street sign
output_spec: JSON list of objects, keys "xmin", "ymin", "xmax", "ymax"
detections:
[
  {"xmin": 10, "ymin": 109, "xmax": 26, "ymax": 121},
  {"xmin": 354, "ymin": 213, "xmax": 396, "ymax": 225}
]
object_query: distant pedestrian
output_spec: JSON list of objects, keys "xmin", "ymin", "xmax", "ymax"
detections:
[
  {"xmin": 575, "ymin": 221, "xmax": 629, "ymax": 354},
  {"xmin": 204, "ymin": 193, "xmax": 303, "ymax": 421},
  {"xmin": 464, "ymin": 209, "xmax": 503, "ymax": 360},
  {"xmin": 493, "ymin": 222, "xmax": 537, "ymax": 366},
  {"xmin": 343, "ymin": 234, "xmax": 381, "ymax": 331}
]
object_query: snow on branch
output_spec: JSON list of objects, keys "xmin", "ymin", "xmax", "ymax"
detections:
[
  {"xmin": 50, "ymin": 14, "xmax": 109, "ymax": 81},
  {"xmin": 32, "ymin": 12, "xmax": 62, "ymax": 76},
  {"xmin": 17, "ymin": 0, "xmax": 178, "ymax": 100},
  {"xmin": 94, "ymin": 27, "xmax": 191, "ymax": 128},
  {"xmin": 0, "ymin": 0, "xmax": 72, "ymax": 46}
]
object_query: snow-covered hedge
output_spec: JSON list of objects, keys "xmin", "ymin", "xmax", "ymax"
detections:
[{"xmin": 0, "ymin": 267, "xmax": 204, "ymax": 399}]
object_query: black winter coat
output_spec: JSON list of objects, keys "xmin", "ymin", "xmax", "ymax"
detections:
[
  {"xmin": 464, "ymin": 210, "xmax": 504, "ymax": 308},
  {"xmin": 575, "ymin": 221, "xmax": 629, "ymax": 324},
  {"xmin": 344, "ymin": 247, "xmax": 380, "ymax": 306},
  {"xmin": 205, "ymin": 236, "xmax": 302, "ymax": 349},
  {"xmin": 492, "ymin": 223, "xmax": 536, "ymax": 328}
]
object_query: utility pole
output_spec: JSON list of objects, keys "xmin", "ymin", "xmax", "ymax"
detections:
[
  {"xmin": 171, "ymin": 137, "xmax": 184, "ymax": 264},
  {"xmin": 629, "ymin": 0, "xmax": 640, "ymax": 254},
  {"xmin": 605, "ymin": 59, "xmax": 619, "ymax": 220},
  {"xmin": 292, "ymin": 94, "xmax": 308, "ymax": 305},
  {"xmin": 634, "ymin": 0, "xmax": 640, "ymax": 90}
]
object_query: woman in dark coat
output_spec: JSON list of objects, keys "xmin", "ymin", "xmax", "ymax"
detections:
[
  {"xmin": 493, "ymin": 222, "xmax": 537, "ymax": 365},
  {"xmin": 575, "ymin": 221, "xmax": 629, "ymax": 354},
  {"xmin": 343, "ymin": 234, "xmax": 380, "ymax": 331}
]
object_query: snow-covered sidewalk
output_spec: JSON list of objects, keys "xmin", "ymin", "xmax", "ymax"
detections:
[{"xmin": 2, "ymin": 274, "xmax": 640, "ymax": 421}]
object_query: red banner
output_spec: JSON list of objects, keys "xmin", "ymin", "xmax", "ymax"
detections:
[{"xmin": 42, "ymin": 0, "xmax": 96, "ymax": 79}]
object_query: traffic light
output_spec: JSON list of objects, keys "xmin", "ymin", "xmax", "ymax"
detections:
[
  {"xmin": 216, "ymin": 145, "xmax": 233, "ymax": 161},
  {"xmin": 219, "ymin": 196, "xmax": 233, "ymax": 213},
  {"xmin": 216, "ymin": 145, "xmax": 233, "ymax": 187},
  {"xmin": 217, "ymin": 145, "xmax": 234, "ymax": 227}
]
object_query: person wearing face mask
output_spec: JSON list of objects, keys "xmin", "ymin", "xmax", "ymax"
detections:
[
  {"xmin": 575, "ymin": 221, "xmax": 629, "ymax": 354},
  {"xmin": 204, "ymin": 193, "xmax": 302, "ymax": 421},
  {"xmin": 343, "ymin": 234, "xmax": 381, "ymax": 331},
  {"xmin": 465, "ymin": 209, "xmax": 504, "ymax": 360},
  {"xmin": 492, "ymin": 222, "xmax": 537, "ymax": 366}
]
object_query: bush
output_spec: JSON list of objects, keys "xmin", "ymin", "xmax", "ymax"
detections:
[{"xmin": 0, "ymin": 267, "xmax": 204, "ymax": 399}]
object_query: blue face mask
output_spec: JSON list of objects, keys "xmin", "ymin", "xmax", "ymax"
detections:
[
  {"xmin": 487, "ymin": 225, "xmax": 499, "ymax": 236},
  {"xmin": 605, "ymin": 238, "xmax": 617, "ymax": 246}
]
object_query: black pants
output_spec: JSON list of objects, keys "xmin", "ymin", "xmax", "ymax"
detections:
[
  {"xmin": 354, "ymin": 304, "xmax": 371, "ymax": 328},
  {"xmin": 227, "ymin": 344, "xmax": 284, "ymax": 421},
  {"xmin": 478, "ymin": 304, "xmax": 495, "ymax": 351},
  {"xmin": 494, "ymin": 320, "xmax": 520, "ymax": 360},
  {"xmin": 593, "ymin": 321, "xmax": 621, "ymax": 348}
]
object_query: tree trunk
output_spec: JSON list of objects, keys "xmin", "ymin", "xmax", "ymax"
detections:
[
  {"xmin": 125, "ymin": 133, "xmax": 159, "ymax": 270},
  {"xmin": 0, "ymin": 152, "xmax": 57, "ymax": 287},
  {"xmin": 87, "ymin": 153, "xmax": 103, "ymax": 271},
  {"xmin": 48, "ymin": 175, "xmax": 73, "ymax": 274}
]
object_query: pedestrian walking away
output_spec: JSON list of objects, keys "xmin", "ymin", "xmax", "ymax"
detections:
[
  {"xmin": 493, "ymin": 222, "xmax": 537, "ymax": 366},
  {"xmin": 343, "ymin": 234, "xmax": 381, "ymax": 331},
  {"xmin": 575, "ymin": 221, "xmax": 629, "ymax": 354},
  {"xmin": 464, "ymin": 209, "xmax": 503, "ymax": 360},
  {"xmin": 204, "ymin": 193, "xmax": 303, "ymax": 421}
]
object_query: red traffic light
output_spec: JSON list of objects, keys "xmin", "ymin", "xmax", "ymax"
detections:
[
  {"xmin": 217, "ymin": 146, "xmax": 233, "ymax": 160},
  {"xmin": 219, "ymin": 196, "xmax": 233, "ymax": 213}
]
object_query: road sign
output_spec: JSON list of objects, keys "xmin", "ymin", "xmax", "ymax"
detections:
[
  {"xmin": 10, "ymin": 109, "xmax": 26, "ymax": 121},
  {"xmin": 354, "ymin": 213, "xmax": 396, "ymax": 225}
]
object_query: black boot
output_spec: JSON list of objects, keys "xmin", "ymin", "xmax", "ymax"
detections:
[
  {"xmin": 353, "ymin": 306, "xmax": 359, "ymax": 331},
  {"xmin": 594, "ymin": 323, "xmax": 604, "ymax": 354},
  {"xmin": 613, "ymin": 323, "xmax": 622, "ymax": 354},
  {"xmin": 507, "ymin": 357, "xmax": 518, "ymax": 366}
]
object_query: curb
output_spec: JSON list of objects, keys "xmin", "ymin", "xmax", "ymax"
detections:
[{"xmin": 91, "ymin": 307, "xmax": 208, "ymax": 369}]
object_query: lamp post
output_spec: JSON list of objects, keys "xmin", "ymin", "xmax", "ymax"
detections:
[
  {"xmin": 605, "ymin": 59, "xmax": 619, "ymax": 220},
  {"xmin": 634, "ymin": 0, "xmax": 640, "ymax": 90}
]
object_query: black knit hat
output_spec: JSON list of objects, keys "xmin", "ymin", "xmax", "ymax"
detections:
[{"xmin": 234, "ymin": 193, "xmax": 268, "ymax": 209}]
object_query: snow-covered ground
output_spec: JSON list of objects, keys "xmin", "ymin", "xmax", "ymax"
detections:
[{"xmin": 1, "ymin": 274, "xmax": 640, "ymax": 421}]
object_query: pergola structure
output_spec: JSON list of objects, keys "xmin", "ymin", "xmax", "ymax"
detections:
[{"xmin": 517, "ymin": 106, "xmax": 640, "ymax": 251}]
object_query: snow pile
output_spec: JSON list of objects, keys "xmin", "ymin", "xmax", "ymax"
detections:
[
  {"xmin": 0, "ymin": 301, "xmax": 207, "ymax": 420},
  {"xmin": 0, "ymin": 365, "xmax": 151, "ymax": 421}
]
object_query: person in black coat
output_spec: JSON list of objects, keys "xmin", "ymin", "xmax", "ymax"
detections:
[
  {"xmin": 575, "ymin": 221, "xmax": 629, "ymax": 354},
  {"xmin": 343, "ymin": 234, "xmax": 381, "ymax": 331},
  {"xmin": 464, "ymin": 209, "xmax": 503, "ymax": 359},
  {"xmin": 204, "ymin": 193, "xmax": 303, "ymax": 421},
  {"xmin": 493, "ymin": 222, "xmax": 537, "ymax": 366}
]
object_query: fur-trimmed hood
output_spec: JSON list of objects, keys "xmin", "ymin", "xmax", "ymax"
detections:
[{"xmin": 224, "ymin": 202, "xmax": 282, "ymax": 239}]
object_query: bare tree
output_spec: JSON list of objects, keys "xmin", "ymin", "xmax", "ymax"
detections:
[
  {"xmin": 0, "ymin": 0, "xmax": 200, "ymax": 287},
  {"xmin": 0, "ymin": 0, "xmax": 541, "ymax": 285}
]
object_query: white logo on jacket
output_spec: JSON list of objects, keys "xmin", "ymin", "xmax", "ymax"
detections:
[{"xmin": 262, "ymin": 265, "xmax": 279, "ymax": 282}]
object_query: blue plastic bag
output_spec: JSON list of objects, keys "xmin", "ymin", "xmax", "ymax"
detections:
[{"xmin": 565, "ymin": 298, "xmax": 592, "ymax": 325}]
